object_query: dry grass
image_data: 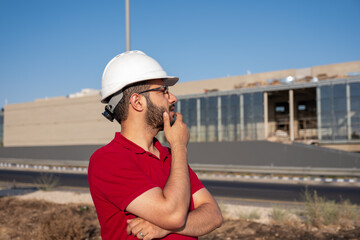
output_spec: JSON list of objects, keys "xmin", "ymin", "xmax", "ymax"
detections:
[
  {"xmin": 1, "ymin": 193, "xmax": 360, "ymax": 240},
  {"xmin": 0, "ymin": 197, "xmax": 100, "ymax": 240},
  {"xmin": 300, "ymin": 189, "xmax": 360, "ymax": 230},
  {"xmin": 238, "ymin": 209, "xmax": 261, "ymax": 221},
  {"xmin": 269, "ymin": 207, "xmax": 303, "ymax": 229},
  {"xmin": 269, "ymin": 208, "xmax": 289, "ymax": 223},
  {"xmin": 34, "ymin": 173, "xmax": 59, "ymax": 191}
]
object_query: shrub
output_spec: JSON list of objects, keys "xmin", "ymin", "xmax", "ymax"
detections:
[
  {"xmin": 270, "ymin": 208, "xmax": 289, "ymax": 223},
  {"xmin": 34, "ymin": 173, "xmax": 59, "ymax": 191},
  {"xmin": 238, "ymin": 209, "xmax": 261, "ymax": 221},
  {"xmin": 301, "ymin": 188, "xmax": 359, "ymax": 229}
]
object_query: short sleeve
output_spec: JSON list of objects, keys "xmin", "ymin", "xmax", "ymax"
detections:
[
  {"xmin": 188, "ymin": 165, "xmax": 204, "ymax": 195},
  {"xmin": 89, "ymin": 152, "xmax": 158, "ymax": 211}
]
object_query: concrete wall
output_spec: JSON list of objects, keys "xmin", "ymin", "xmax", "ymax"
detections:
[
  {"xmin": 170, "ymin": 69, "xmax": 296, "ymax": 96},
  {"xmin": 170, "ymin": 61, "xmax": 360, "ymax": 96},
  {"xmin": 4, "ymin": 94, "xmax": 119, "ymax": 146},
  {"xmin": 312, "ymin": 61, "xmax": 360, "ymax": 78}
]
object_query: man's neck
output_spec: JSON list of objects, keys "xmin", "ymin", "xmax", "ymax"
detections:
[{"xmin": 121, "ymin": 124, "xmax": 160, "ymax": 155}]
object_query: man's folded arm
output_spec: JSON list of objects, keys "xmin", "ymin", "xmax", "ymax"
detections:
[
  {"xmin": 126, "ymin": 144, "xmax": 190, "ymax": 230},
  {"xmin": 126, "ymin": 188, "xmax": 223, "ymax": 238},
  {"xmin": 171, "ymin": 188, "xmax": 223, "ymax": 236}
]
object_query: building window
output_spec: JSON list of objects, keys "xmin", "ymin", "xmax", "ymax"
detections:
[
  {"xmin": 221, "ymin": 94, "xmax": 240, "ymax": 141},
  {"xmin": 350, "ymin": 83, "xmax": 360, "ymax": 140},
  {"xmin": 298, "ymin": 104, "xmax": 306, "ymax": 111},
  {"xmin": 275, "ymin": 103, "xmax": 288, "ymax": 113},
  {"xmin": 179, "ymin": 98, "xmax": 198, "ymax": 142},
  {"xmin": 320, "ymin": 84, "xmax": 347, "ymax": 141},
  {"xmin": 204, "ymin": 97, "xmax": 219, "ymax": 142},
  {"xmin": 244, "ymin": 92, "xmax": 264, "ymax": 140}
]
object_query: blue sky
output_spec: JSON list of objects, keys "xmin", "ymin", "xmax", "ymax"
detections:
[{"xmin": 0, "ymin": 0, "xmax": 359, "ymax": 107}]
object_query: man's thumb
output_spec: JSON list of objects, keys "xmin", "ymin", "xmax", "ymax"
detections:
[{"xmin": 163, "ymin": 112, "xmax": 170, "ymax": 128}]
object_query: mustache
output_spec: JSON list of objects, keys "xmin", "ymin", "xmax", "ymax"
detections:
[{"xmin": 169, "ymin": 104, "xmax": 175, "ymax": 111}]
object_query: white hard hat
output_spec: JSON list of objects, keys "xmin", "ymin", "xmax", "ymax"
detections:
[{"xmin": 101, "ymin": 50, "xmax": 179, "ymax": 103}]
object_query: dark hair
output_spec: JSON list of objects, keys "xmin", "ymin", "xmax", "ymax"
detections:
[{"xmin": 113, "ymin": 81, "xmax": 150, "ymax": 124}]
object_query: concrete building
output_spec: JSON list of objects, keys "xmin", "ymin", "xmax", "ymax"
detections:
[{"xmin": 3, "ymin": 61, "xmax": 360, "ymax": 151}]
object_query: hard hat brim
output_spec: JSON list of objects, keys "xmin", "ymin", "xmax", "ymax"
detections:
[
  {"xmin": 101, "ymin": 76, "xmax": 179, "ymax": 103},
  {"xmin": 163, "ymin": 76, "xmax": 179, "ymax": 87}
]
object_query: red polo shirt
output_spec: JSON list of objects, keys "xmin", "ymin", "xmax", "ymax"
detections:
[{"xmin": 88, "ymin": 132, "xmax": 204, "ymax": 240}]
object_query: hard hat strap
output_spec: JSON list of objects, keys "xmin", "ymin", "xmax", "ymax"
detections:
[
  {"xmin": 107, "ymin": 91, "xmax": 124, "ymax": 113},
  {"xmin": 102, "ymin": 91, "xmax": 123, "ymax": 121}
]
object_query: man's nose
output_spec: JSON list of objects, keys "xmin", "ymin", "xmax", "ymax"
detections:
[{"xmin": 169, "ymin": 92, "xmax": 177, "ymax": 104}]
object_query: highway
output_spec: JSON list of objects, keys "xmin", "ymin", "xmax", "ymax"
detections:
[
  {"xmin": 0, "ymin": 169, "xmax": 359, "ymax": 204},
  {"xmin": 204, "ymin": 179, "xmax": 360, "ymax": 204}
]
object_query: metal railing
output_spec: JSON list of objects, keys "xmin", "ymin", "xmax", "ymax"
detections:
[
  {"xmin": 190, "ymin": 164, "xmax": 360, "ymax": 177},
  {"xmin": 1, "ymin": 158, "xmax": 359, "ymax": 177}
]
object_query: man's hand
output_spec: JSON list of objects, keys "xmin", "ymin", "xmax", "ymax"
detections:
[
  {"xmin": 163, "ymin": 112, "xmax": 189, "ymax": 148},
  {"xmin": 127, "ymin": 218, "xmax": 170, "ymax": 239}
]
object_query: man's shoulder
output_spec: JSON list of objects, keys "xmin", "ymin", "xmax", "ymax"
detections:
[
  {"xmin": 91, "ymin": 139, "xmax": 129, "ymax": 158},
  {"xmin": 89, "ymin": 139, "xmax": 135, "ymax": 168}
]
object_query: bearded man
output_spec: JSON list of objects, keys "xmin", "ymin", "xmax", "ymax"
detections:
[{"xmin": 88, "ymin": 50, "xmax": 223, "ymax": 240}]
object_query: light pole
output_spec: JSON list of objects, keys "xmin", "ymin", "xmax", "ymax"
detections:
[{"xmin": 125, "ymin": 0, "xmax": 130, "ymax": 51}]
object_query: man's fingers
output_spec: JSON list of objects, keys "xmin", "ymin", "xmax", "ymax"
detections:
[
  {"xmin": 175, "ymin": 112, "xmax": 183, "ymax": 122},
  {"xmin": 143, "ymin": 234, "xmax": 152, "ymax": 240},
  {"xmin": 126, "ymin": 218, "xmax": 141, "ymax": 235},
  {"xmin": 126, "ymin": 221, "xmax": 134, "ymax": 235}
]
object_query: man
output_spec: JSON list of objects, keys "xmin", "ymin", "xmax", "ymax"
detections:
[{"xmin": 88, "ymin": 50, "xmax": 223, "ymax": 239}]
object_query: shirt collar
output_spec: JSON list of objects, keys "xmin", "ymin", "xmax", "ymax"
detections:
[
  {"xmin": 114, "ymin": 132, "xmax": 170, "ymax": 161},
  {"xmin": 154, "ymin": 138, "xmax": 171, "ymax": 161},
  {"xmin": 113, "ymin": 132, "xmax": 146, "ymax": 154}
]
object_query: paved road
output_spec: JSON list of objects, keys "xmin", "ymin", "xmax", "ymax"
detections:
[
  {"xmin": 0, "ymin": 170, "xmax": 359, "ymax": 204},
  {"xmin": 203, "ymin": 179, "xmax": 360, "ymax": 204}
]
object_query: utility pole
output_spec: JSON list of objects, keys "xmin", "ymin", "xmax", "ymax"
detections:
[{"xmin": 125, "ymin": 0, "xmax": 131, "ymax": 51}]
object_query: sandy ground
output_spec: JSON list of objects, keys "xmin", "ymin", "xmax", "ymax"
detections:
[
  {"xmin": 0, "ymin": 190, "xmax": 355, "ymax": 240},
  {"xmin": 16, "ymin": 190, "xmax": 275, "ymax": 223},
  {"xmin": 17, "ymin": 190, "xmax": 94, "ymax": 205}
]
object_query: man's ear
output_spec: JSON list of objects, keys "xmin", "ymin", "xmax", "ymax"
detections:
[{"xmin": 129, "ymin": 93, "xmax": 145, "ymax": 112}]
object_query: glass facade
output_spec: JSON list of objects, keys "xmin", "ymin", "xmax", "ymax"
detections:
[
  {"xmin": 319, "ymin": 84, "xmax": 348, "ymax": 140},
  {"xmin": 178, "ymin": 92, "xmax": 264, "ymax": 142},
  {"xmin": 350, "ymin": 82, "xmax": 360, "ymax": 140},
  {"xmin": 220, "ymin": 94, "xmax": 240, "ymax": 141},
  {"xmin": 158, "ymin": 77, "xmax": 360, "ymax": 145},
  {"xmin": 180, "ymin": 98, "xmax": 198, "ymax": 142},
  {"xmin": 202, "ymin": 96, "xmax": 218, "ymax": 142},
  {"xmin": 317, "ymin": 81, "xmax": 360, "ymax": 142},
  {"xmin": 243, "ymin": 92, "xmax": 264, "ymax": 140}
]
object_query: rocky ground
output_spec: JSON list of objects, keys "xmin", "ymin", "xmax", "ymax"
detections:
[{"xmin": 0, "ymin": 190, "xmax": 359, "ymax": 239}]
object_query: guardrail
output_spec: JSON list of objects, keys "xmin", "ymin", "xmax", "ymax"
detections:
[
  {"xmin": 1, "ymin": 158, "xmax": 360, "ymax": 177},
  {"xmin": 0, "ymin": 158, "xmax": 88, "ymax": 173},
  {"xmin": 190, "ymin": 164, "xmax": 360, "ymax": 177},
  {"xmin": 0, "ymin": 158, "xmax": 88, "ymax": 167}
]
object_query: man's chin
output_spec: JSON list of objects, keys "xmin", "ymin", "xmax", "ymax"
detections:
[
  {"xmin": 169, "ymin": 111, "xmax": 176, "ymax": 125},
  {"xmin": 158, "ymin": 118, "xmax": 175, "ymax": 131},
  {"xmin": 168, "ymin": 113, "xmax": 176, "ymax": 126}
]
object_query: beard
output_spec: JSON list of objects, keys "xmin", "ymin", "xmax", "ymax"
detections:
[{"xmin": 145, "ymin": 98, "xmax": 175, "ymax": 130}]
